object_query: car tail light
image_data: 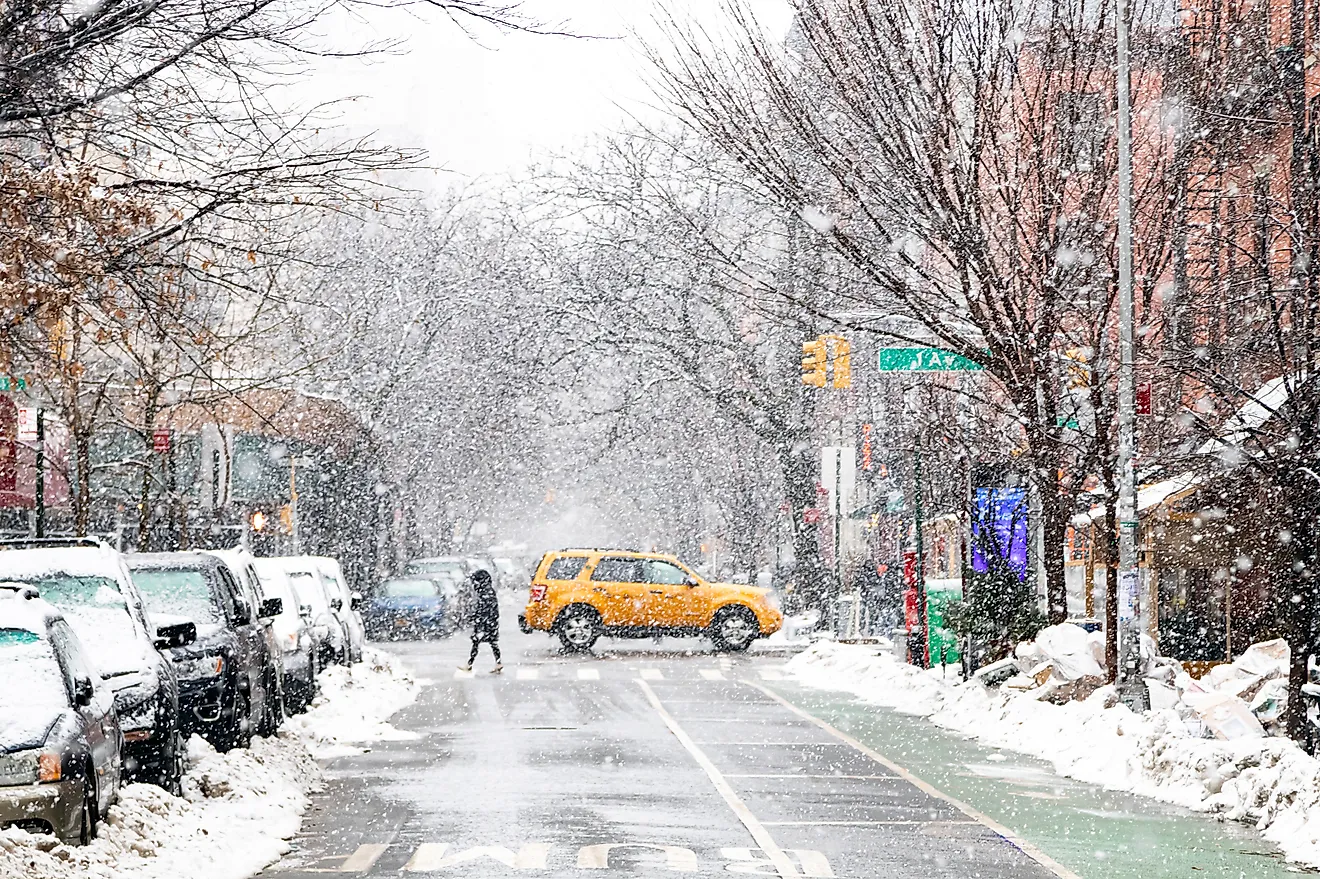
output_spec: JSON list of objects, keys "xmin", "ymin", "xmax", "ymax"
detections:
[{"xmin": 530, "ymin": 584, "xmax": 547, "ymax": 602}]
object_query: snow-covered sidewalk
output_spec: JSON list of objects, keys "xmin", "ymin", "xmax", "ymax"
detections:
[
  {"xmin": 1, "ymin": 647, "xmax": 419, "ymax": 879},
  {"xmin": 787, "ymin": 641, "xmax": 1320, "ymax": 868}
]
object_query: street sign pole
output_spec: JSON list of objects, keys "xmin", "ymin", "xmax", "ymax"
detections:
[{"xmin": 1115, "ymin": 0, "xmax": 1147, "ymax": 711}]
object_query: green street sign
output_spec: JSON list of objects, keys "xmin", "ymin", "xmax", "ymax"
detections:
[
  {"xmin": 877, "ymin": 347, "xmax": 984, "ymax": 372},
  {"xmin": 0, "ymin": 376, "xmax": 28, "ymax": 392}
]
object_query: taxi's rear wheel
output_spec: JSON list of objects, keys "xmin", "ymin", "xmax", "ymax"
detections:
[
  {"xmin": 711, "ymin": 606, "xmax": 758, "ymax": 652},
  {"xmin": 557, "ymin": 606, "xmax": 601, "ymax": 652}
]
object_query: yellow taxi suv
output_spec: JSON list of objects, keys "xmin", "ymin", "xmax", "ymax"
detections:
[{"xmin": 518, "ymin": 549, "xmax": 783, "ymax": 652}]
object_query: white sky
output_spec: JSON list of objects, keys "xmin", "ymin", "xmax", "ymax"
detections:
[{"xmin": 297, "ymin": 0, "xmax": 792, "ymax": 180}]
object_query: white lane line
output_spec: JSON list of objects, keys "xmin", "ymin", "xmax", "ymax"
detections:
[
  {"xmin": 640, "ymin": 668, "xmax": 664, "ymax": 680},
  {"xmin": 763, "ymin": 820, "xmax": 980, "ymax": 827},
  {"xmin": 748, "ymin": 683, "xmax": 1082, "ymax": 879},
  {"xmin": 403, "ymin": 843, "xmax": 448, "ymax": 871},
  {"xmin": 724, "ymin": 774, "xmax": 896, "ymax": 780},
  {"xmin": 577, "ymin": 668, "xmax": 601, "ymax": 680},
  {"xmin": 516, "ymin": 668, "xmax": 539, "ymax": 680},
  {"xmin": 700, "ymin": 670, "xmax": 726, "ymax": 680},
  {"xmin": 339, "ymin": 843, "xmax": 389, "ymax": 871},
  {"xmin": 758, "ymin": 669, "xmax": 785, "ymax": 681},
  {"xmin": 637, "ymin": 680, "xmax": 798, "ymax": 879},
  {"xmin": 692, "ymin": 741, "xmax": 844, "ymax": 746}
]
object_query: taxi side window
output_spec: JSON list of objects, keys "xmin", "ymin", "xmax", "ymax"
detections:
[
  {"xmin": 641, "ymin": 561, "xmax": 688, "ymax": 584},
  {"xmin": 590, "ymin": 557, "xmax": 642, "ymax": 582},
  {"xmin": 546, "ymin": 556, "xmax": 588, "ymax": 581}
]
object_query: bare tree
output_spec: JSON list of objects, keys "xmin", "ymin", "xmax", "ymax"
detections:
[{"xmin": 647, "ymin": 0, "xmax": 1176, "ymax": 623}]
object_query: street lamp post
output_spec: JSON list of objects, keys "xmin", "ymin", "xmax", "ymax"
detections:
[{"xmin": 1115, "ymin": 0, "xmax": 1148, "ymax": 710}]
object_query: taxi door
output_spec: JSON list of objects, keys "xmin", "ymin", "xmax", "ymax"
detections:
[
  {"xmin": 640, "ymin": 559, "xmax": 711, "ymax": 629},
  {"xmin": 586, "ymin": 556, "xmax": 648, "ymax": 626}
]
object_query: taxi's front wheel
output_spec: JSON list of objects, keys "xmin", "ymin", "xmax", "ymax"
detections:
[
  {"xmin": 711, "ymin": 606, "xmax": 758, "ymax": 652},
  {"xmin": 557, "ymin": 606, "xmax": 601, "ymax": 652}
]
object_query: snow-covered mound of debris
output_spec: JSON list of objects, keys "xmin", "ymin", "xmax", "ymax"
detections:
[
  {"xmin": 0, "ymin": 647, "xmax": 417, "ymax": 879},
  {"xmin": 788, "ymin": 636, "xmax": 1320, "ymax": 869},
  {"xmin": 284, "ymin": 648, "xmax": 421, "ymax": 759}
]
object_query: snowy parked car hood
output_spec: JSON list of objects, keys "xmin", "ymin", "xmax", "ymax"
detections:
[{"xmin": 0, "ymin": 708, "xmax": 61, "ymax": 752}]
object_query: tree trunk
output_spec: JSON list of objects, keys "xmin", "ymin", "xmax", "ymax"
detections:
[
  {"xmin": 1283, "ymin": 465, "xmax": 1320, "ymax": 742},
  {"xmin": 1036, "ymin": 462, "xmax": 1070, "ymax": 624},
  {"xmin": 73, "ymin": 429, "xmax": 91, "ymax": 536},
  {"xmin": 780, "ymin": 436, "xmax": 826, "ymax": 620}
]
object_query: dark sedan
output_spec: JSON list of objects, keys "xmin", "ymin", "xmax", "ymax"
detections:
[{"xmin": 362, "ymin": 578, "xmax": 455, "ymax": 640}]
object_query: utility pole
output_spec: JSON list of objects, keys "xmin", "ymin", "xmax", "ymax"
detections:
[
  {"xmin": 913, "ymin": 444, "xmax": 929, "ymax": 668},
  {"xmin": 34, "ymin": 408, "xmax": 44, "ymax": 538},
  {"xmin": 1115, "ymin": 0, "xmax": 1147, "ymax": 710}
]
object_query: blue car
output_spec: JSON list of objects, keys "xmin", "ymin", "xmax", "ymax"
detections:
[{"xmin": 362, "ymin": 578, "xmax": 456, "ymax": 641}]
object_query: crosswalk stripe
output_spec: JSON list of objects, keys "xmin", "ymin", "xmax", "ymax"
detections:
[
  {"xmin": 453, "ymin": 668, "xmax": 473, "ymax": 680},
  {"xmin": 700, "ymin": 670, "xmax": 726, "ymax": 681},
  {"xmin": 340, "ymin": 843, "xmax": 389, "ymax": 872},
  {"xmin": 577, "ymin": 668, "xmax": 600, "ymax": 680},
  {"xmin": 516, "ymin": 668, "xmax": 539, "ymax": 680},
  {"xmin": 758, "ymin": 669, "xmax": 785, "ymax": 681},
  {"xmin": 403, "ymin": 843, "xmax": 448, "ymax": 871},
  {"xmin": 640, "ymin": 668, "xmax": 664, "ymax": 680}
]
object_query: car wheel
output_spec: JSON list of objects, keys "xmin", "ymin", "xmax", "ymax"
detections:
[
  {"xmin": 556, "ymin": 606, "xmax": 601, "ymax": 652},
  {"xmin": 711, "ymin": 606, "xmax": 759, "ymax": 652},
  {"xmin": 162, "ymin": 728, "xmax": 185, "ymax": 796},
  {"xmin": 219, "ymin": 693, "xmax": 253, "ymax": 752},
  {"xmin": 78, "ymin": 780, "xmax": 97, "ymax": 845},
  {"xmin": 256, "ymin": 673, "xmax": 279, "ymax": 737}
]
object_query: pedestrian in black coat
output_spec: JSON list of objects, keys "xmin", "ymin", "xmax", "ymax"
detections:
[{"xmin": 459, "ymin": 570, "xmax": 502, "ymax": 674}]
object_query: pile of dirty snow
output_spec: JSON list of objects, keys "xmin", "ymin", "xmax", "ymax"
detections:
[
  {"xmin": 0, "ymin": 647, "xmax": 417, "ymax": 879},
  {"xmin": 788, "ymin": 638, "xmax": 1320, "ymax": 869},
  {"xmin": 284, "ymin": 648, "xmax": 420, "ymax": 759}
]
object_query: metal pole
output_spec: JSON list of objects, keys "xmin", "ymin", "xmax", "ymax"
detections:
[
  {"xmin": 1115, "ymin": 0, "xmax": 1147, "ymax": 710},
  {"xmin": 913, "ymin": 445, "xmax": 929, "ymax": 668},
  {"xmin": 35, "ymin": 409, "xmax": 44, "ymax": 538}
]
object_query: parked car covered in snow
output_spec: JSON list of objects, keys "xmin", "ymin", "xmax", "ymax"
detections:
[
  {"xmin": 276, "ymin": 557, "xmax": 349, "ymax": 667},
  {"xmin": 0, "ymin": 540, "xmax": 190, "ymax": 793},
  {"xmin": 126, "ymin": 553, "xmax": 279, "ymax": 752},
  {"xmin": 205, "ymin": 548, "xmax": 286, "ymax": 733},
  {"xmin": 0, "ymin": 583, "xmax": 122, "ymax": 845},
  {"xmin": 305, "ymin": 556, "xmax": 364, "ymax": 663},
  {"xmin": 252, "ymin": 559, "xmax": 321, "ymax": 713}
]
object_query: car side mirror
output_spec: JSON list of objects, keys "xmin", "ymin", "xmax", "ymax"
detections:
[
  {"xmin": 74, "ymin": 675, "xmax": 94, "ymax": 706},
  {"xmin": 683, "ymin": 577, "xmax": 700, "ymax": 588},
  {"xmin": 259, "ymin": 597, "xmax": 283, "ymax": 618},
  {"xmin": 350, "ymin": 591, "xmax": 363, "ymax": 610},
  {"xmin": 232, "ymin": 599, "xmax": 252, "ymax": 626},
  {"xmin": 298, "ymin": 603, "xmax": 313, "ymax": 620},
  {"xmin": 155, "ymin": 621, "xmax": 197, "ymax": 650},
  {"xmin": 330, "ymin": 597, "xmax": 343, "ymax": 612}
]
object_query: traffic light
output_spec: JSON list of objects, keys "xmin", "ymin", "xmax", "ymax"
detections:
[
  {"xmin": 832, "ymin": 337, "xmax": 852, "ymax": 388},
  {"xmin": 249, "ymin": 509, "xmax": 269, "ymax": 532},
  {"xmin": 801, "ymin": 338, "xmax": 827, "ymax": 387}
]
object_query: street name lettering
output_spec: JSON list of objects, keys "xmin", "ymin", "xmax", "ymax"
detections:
[{"xmin": 876, "ymin": 347, "xmax": 984, "ymax": 372}]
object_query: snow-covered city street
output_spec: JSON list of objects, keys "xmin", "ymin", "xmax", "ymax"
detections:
[{"xmin": 10, "ymin": 0, "xmax": 1320, "ymax": 877}]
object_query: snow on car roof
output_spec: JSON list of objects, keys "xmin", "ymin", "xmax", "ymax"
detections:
[
  {"xmin": 0, "ymin": 546, "xmax": 128, "ymax": 582},
  {"xmin": 0, "ymin": 589, "xmax": 61, "ymax": 635}
]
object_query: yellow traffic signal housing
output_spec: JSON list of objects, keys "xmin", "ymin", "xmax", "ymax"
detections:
[
  {"xmin": 832, "ymin": 337, "xmax": 852, "ymax": 388},
  {"xmin": 279, "ymin": 504, "xmax": 294, "ymax": 532},
  {"xmin": 801, "ymin": 339, "xmax": 827, "ymax": 387}
]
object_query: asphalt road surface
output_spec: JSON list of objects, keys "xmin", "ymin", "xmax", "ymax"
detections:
[{"xmin": 263, "ymin": 599, "xmax": 1296, "ymax": 879}]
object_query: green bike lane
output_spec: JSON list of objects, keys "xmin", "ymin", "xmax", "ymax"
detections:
[{"xmin": 764, "ymin": 681, "xmax": 1305, "ymax": 878}]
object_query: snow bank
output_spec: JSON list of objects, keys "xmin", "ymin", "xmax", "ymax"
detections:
[
  {"xmin": 787, "ymin": 641, "xmax": 1320, "ymax": 868},
  {"xmin": 0, "ymin": 646, "xmax": 417, "ymax": 879},
  {"xmin": 284, "ymin": 648, "xmax": 421, "ymax": 759}
]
